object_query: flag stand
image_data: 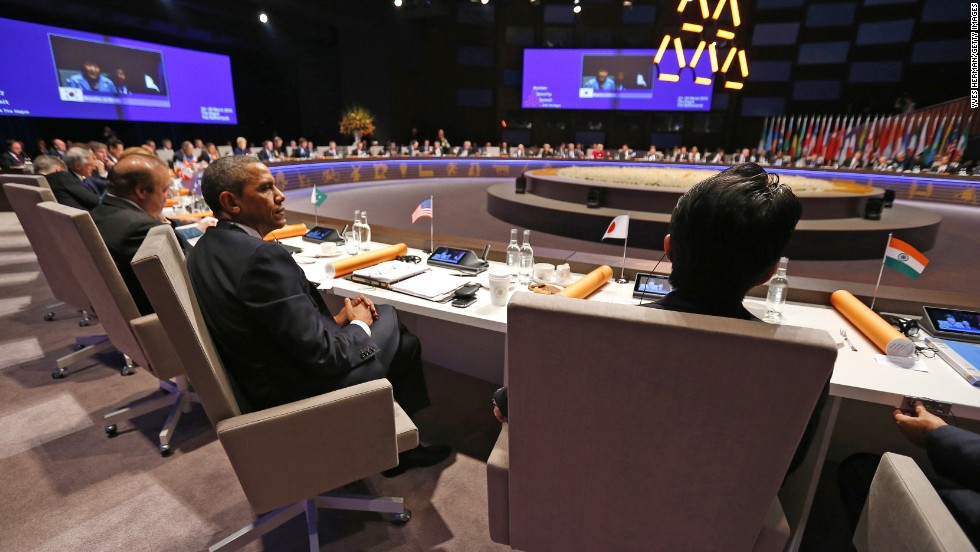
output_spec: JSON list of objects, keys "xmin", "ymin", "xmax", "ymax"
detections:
[
  {"xmin": 869, "ymin": 232, "xmax": 892, "ymax": 311},
  {"xmin": 428, "ymin": 195, "xmax": 434, "ymax": 253},
  {"xmin": 616, "ymin": 211, "xmax": 631, "ymax": 283},
  {"xmin": 616, "ymin": 236, "xmax": 629, "ymax": 283}
]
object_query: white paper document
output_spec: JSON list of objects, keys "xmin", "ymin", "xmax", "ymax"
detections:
[{"xmin": 390, "ymin": 271, "xmax": 464, "ymax": 302}]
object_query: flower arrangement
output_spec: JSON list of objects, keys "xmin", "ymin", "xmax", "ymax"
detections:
[{"xmin": 339, "ymin": 105, "xmax": 376, "ymax": 136}]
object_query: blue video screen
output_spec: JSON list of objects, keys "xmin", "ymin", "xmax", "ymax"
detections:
[{"xmin": 0, "ymin": 17, "xmax": 237, "ymax": 124}]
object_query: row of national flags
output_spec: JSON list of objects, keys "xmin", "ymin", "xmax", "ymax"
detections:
[{"xmin": 757, "ymin": 112, "xmax": 972, "ymax": 166}]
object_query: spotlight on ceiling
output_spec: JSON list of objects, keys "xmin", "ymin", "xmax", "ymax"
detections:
[
  {"xmin": 623, "ymin": 0, "xmax": 633, "ymax": 7},
  {"xmin": 258, "ymin": 12, "xmax": 268, "ymax": 23},
  {"xmin": 573, "ymin": 4, "xmax": 582, "ymax": 13},
  {"xmin": 394, "ymin": 0, "xmax": 402, "ymax": 6},
  {"xmin": 481, "ymin": 0, "xmax": 490, "ymax": 4}
]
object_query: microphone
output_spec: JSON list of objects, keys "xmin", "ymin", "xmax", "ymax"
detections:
[{"xmin": 481, "ymin": 244, "xmax": 491, "ymax": 261}]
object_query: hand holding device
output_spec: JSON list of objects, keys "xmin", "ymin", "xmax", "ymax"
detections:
[{"xmin": 893, "ymin": 400, "xmax": 948, "ymax": 448}]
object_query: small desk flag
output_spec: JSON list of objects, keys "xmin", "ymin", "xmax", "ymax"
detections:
[
  {"xmin": 412, "ymin": 198, "xmax": 432, "ymax": 223},
  {"xmin": 601, "ymin": 214, "xmax": 629, "ymax": 240},
  {"xmin": 884, "ymin": 236, "xmax": 928, "ymax": 280},
  {"xmin": 311, "ymin": 186, "xmax": 327, "ymax": 207}
]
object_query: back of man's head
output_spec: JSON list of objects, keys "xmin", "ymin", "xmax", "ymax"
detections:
[
  {"xmin": 107, "ymin": 154, "xmax": 167, "ymax": 198},
  {"xmin": 201, "ymin": 155, "xmax": 262, "ymax": 216},
  {"xmin": 668, "ymin": 163, "xmax": 802, "ymax": 300},
  {"xmin": 33, "ymin": 155, "xmax": 66, "ymax": 175}
]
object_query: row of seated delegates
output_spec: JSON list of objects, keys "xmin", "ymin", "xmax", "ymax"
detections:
[
  {"xmin": 493, "ymin": 164, "xmax": 830, "ymax": 482},
  {"xmin": 728, "ymin": 147, "xmax": 978, "ymax": 175},
  {"xmin": 185, "ymin": 156, "xmax": 452, "ymax": 474}
]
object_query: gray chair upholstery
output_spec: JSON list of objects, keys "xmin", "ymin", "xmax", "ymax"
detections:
[
  {"xmin": 854, "ymin": 452, "xmax": 974, "ymax": 552},
  {"xmin": 0, "ymin": 173, "xmax": 52, "ymax": 191},
  {"xmin": 3, "ymin": 182, "xmax": 112, "ymax": 373},
  {"xmin": 132, "ymin": 225, "xmax": 420, "ymax": 551},
  {"xmin": 488, "ymin": 292, "xmax": 837, "ymax": 552},
  {"xmin": 35, "ymin": 201, "xmax": 196, "ymax": 455}
]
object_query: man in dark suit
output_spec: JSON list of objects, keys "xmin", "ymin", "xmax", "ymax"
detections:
[
  {"xmin": 91, "ymin": 155, "xmax": 192, "ymax": 315},
  {"xmin": 841, "ymin": 151, "xmax": 866, "ymax": 170},
  {"xmin": 1, "ymin": 140, "xmax": 31, "ymax": 171},
  {"xmin": 188, "ymin": 156, "xmax": 450, "ymax": 475},
  {"xmin": 256, "ymin": 140, "xmax": 279, "ymax": 162},
  {"xmin": 840, "ymin": 402, "xmax": 980, "ymax": 547},
  {"xmin": 46, "ymin": 147, "xmax": 101, "ymax": 210},
  {"xmin": 294, "ymin": 138, "xmax": 313, "ymax": 159}
]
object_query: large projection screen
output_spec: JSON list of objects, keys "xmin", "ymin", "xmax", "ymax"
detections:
[
  {"xmin": 0, "ymin": 17, "xmax": 237, "ymax": 124},
  {"xmin": 522, "ymin": 49, "xmax": 713, "ymax": 112}
]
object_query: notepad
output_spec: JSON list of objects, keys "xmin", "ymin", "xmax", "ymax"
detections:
[
  {"xmin": 350, "ymin": 261, "xmax": 429, "ymax": 286},
  {"xmin": 390, "ymin": 271, "xmax": 465, "ymax": 302}
]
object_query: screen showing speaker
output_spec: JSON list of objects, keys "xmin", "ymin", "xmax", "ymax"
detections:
[
  {"xmin": 0, "ymin": 17, "xmax": 237, "ymax": 124},
  {"xmin": 522, "ymin": 49, "xmax": 713, "ymax": 111}
]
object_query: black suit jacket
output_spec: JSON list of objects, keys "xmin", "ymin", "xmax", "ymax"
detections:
[
  {"xmin": 188, "ymin": 222, "xmax": 385, "ymax": 412},
  {"xmin": 928, "ymin": 425, "xmax": 980, "ymax": 545},
  {"xmin": 46, "ymin": 171, "xmax": 101, "ymax": 210},
  {"xmin": 91, "ymin": 195, "xmax": 191, "ymax": 315},
  {"xmin": 0, "ymin": 151, "xmax": 28, "ymax": 170},
  {"xmin": 197, "ymin": 151, "xmax": 215, "ymax": 164},
  {"xmin": 256, "ymin": 149, "xmax": 277, "ymax": 162}
]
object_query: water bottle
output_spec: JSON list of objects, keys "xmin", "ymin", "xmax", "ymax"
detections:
[
  {"xmin": 764, "ymin": 257, "xmax": 789, "ymax": 323},
  {"xmin": 506, "ymin": 229, "xmax": 520, "ymax": 281},
  {"xmin": 519, "ymin": 229, "xmax": 534, "ymax": 285},
  {"xmin": 353, "ymin": 209, "xmax": 362, "ymax": 242},
  {"xmin": 360, "ymin": 211, "xmax": 371, "ymax": 246}
]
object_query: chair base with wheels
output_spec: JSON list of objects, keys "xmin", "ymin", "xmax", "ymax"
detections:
[
  {"xmin": 103, "ymin": 375, "xmax": 200, "ymax": 456},
  {"xmin": 210, "ymin": 494, "xmax": 411, "ymax": 552},
  {"xmin": 51, "ymin": 341, "xmax": 137, "ymax": 379}
]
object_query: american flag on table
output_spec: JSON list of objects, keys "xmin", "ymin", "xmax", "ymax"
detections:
[{"xmin": 411, "ymin": 198, "xmax": 432, "ymax": 223}]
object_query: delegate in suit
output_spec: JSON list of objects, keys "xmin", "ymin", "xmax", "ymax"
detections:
[
  {"xmin": 91, "ymin": 155, "xmax": 192, "ymax": 315},
  {"xmin": 45, "ymin": 147, "xmax": 102, "ymax": 210},
  {"xmin": 840, "ymin": 401, "xmax": 980, "ymax": 547},
  {"xmin": 187, "ymin": 156, "xmax": 449, "ymax": 474}
]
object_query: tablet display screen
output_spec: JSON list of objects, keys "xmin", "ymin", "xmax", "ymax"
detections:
[
  {"xmin": 924, "ymin": 307, "xmax": 980, "ymax": 337},
  {"xmin": 430, "ymin": 247, "xmax": 467, "ymax": 265}
]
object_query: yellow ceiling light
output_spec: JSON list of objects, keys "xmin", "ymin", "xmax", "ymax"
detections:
[{"xmin": 716, "ymin": 29, "xmax": 735, "ymax": 40}]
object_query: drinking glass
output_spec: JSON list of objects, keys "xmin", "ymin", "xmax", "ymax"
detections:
[{"xmin": 343, "ymin": 230, "xmax": 360, "ymax": 255}]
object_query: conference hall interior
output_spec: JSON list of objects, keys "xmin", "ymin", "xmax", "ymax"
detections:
[{"xmin": 1, "ymin": 0, "xmax": 978, "ymax": 550}]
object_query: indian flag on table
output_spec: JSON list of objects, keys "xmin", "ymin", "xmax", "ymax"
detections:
[{"xmin": 884, "ymin": 237, "xmax": 928, "ymax": 280}]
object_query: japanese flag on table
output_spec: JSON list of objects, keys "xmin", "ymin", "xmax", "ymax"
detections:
[
  {"xmin": 601, "ymin": 214, "xmax": 629, "ymax": 240},
  {"xmin": 884, "ymin": 237, "xmax": 928, "ymax": 280}
]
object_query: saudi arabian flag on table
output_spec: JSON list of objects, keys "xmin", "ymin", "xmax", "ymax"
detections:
[{"xmin": 884, "ymin": 236, "xmax": 928, "ymax": 280}]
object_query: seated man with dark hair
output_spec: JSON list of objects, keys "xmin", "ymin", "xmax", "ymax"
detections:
[
  {"xmin": 91, "ymin": 155, "xmax": 196, "ymax": 315},
  {"xmin": 188, "ymin": 156, "xmax": 450, "ymax": 476},
  {"xmin": 493, "ymin": 164, "xmax": 816, "ymax": 475}
]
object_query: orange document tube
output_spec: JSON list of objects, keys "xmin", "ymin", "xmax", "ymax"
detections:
[
  {"xmin": 264, "ymin": 223, "xmax": 309, "ymax": 241},
  {"xmin": 559, "ymin": 265, "xmax": 614, "ymax": 299},
  {"xmin": 325, "ymin": 243, "xmax": 409, "ymax": 279},
  {"xmin": 830, "ymin": 290, "xmax": 915, "ymax": 357}
]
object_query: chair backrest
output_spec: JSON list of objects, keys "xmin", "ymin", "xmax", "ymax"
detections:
[
  {"xmin": 3, "ymin": 183, "xmax": 91, "ymax": 310},
  {"xmin": 35, "ymin": 201, "xmax": 148, "ymax": 367},
  {"xmin": 854, "ymin": 452, "xmax": 974, "ymax": 552},
  {"xmin": 156, "ymin": 149, "xmax": 174, "ymax": 163},
  {"xmin": 132, "ymin": 225, "xmax": 241, "ymax": 424},
  {"xmin": 217, "ymin": 145, "xmax": 233, "ymax": 157},
  {"xmin": 504, "ymin": 292, "xmax": 837, "ymax": 552},
  {"xmin": 1, "ymin": 174, "xmax": 52, "ymax": 191}
]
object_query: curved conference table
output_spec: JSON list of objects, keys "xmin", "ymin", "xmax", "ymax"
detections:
[{"xmin": 259, "ymin": 156, "xmax": 975, "ymax": 260}]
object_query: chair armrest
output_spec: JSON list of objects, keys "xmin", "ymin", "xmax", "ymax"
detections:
[
  {"xmin": 217, "ymin": 379, "xmax": 400, "ymax": 515},
  {"xmin": 487, "ymin": 425, "xmax": 510, "ymax": 545},
  {"xmin": 854, "ymin": 452, "xmax": 974, "ymax": 552},
  {"xmin": 130, "ymin": 314, "xmax": 184, "ymax": 381}
]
